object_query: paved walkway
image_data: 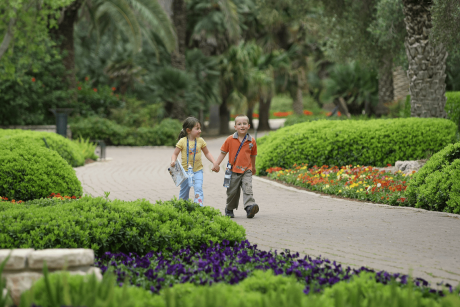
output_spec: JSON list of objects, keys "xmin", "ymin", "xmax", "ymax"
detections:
[{"xmin": 75, "ymin": 135, "xmax": 460, "ymax": 287}]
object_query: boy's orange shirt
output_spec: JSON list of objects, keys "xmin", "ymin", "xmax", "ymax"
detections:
[{"xmin": 221, "ymin": 132, "xmax": 257, "ymax": 174}]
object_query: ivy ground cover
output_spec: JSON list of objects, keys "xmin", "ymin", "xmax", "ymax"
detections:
[
  {"xmin": 266, "ymin": 164, "xmax": 413, "ymax": 206},
  {"xmin": 95, "ymin": 240, "xmax": 449, "ymax": 297}
]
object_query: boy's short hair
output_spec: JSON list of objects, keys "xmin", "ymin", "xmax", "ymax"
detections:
[{"xmin": 234, "ymin": 115, "xmax": 249, "ymax": 124}]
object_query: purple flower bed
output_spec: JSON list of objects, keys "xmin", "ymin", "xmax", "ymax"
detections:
[{"xmin": 95, "ymin": 240, "xmax": 448, "ymax": 297}]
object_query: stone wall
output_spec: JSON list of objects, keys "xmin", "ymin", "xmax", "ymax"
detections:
[
  {"xmin": 0, "ymin": 125, "xmax": 72, "ymax": 139},
  {"xmin": 0, "ymin": 249, "xmax": 101, "ymax": 306}
]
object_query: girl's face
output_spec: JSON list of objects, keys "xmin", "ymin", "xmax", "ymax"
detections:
[{"xmin": 187, "ymin": 123, "xmax": 201, "ymax": 139}]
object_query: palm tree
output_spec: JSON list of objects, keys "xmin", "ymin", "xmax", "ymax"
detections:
[
  {"xmin": 51, "ymin": 0, "xmax": 176, "ymax": 90},
  {"xmin": 401, "ymin": 0, "xmax": 447, "ymax": 118}
]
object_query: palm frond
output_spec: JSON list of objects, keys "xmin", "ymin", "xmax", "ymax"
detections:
[{"xmin": 217, "ymin": 0, "xmax": 240, "ymax": 43}]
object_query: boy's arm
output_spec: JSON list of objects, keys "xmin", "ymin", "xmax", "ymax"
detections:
[
  {"xmin": 251, "ymin": 155, "xmax": 257, "ymax": 174},
  {"xmin": 215, "ymin": 151, "xmax": 227, "ymax": 166}
]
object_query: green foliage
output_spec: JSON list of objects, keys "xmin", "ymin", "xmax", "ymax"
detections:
[
  {"xmin": 0, "ymin": 143, "xmax": 82, "ymax": 201},
  {"xmin": 70, "ymin": 117, "xmax": 181, "ymax": 146},
  {"xmin": 256, "ymin": 118, "xmax": 457, "ymax": 175},
  {"xmin": 0, "ymin": 0, "xmax": 74, "ymax": 80},
  {"xmin": 0, "ymin": 255, "xmax": 13, "ymax": 307},
  {"xmin": 109, "ymin": 97, "xmax": 162, "ymax": 128},
  {"xmin": 0, "ymin": 196, "xmax": 246, "ymax": 256},
  {"xmin": 445, "ymin": 92, "xmax": 460, "ymax": 131},
  {"xmin": 21, "ymin": 270, "xmax": 460, "ymax": 307},
  {"xmin": 0, "ymin": 129, "xmax": 85, "ymax": 167},
  {"xmin": 0, "ymin": 39, "xmax": 72, "ymax": 125},
  {"xmin": 74, "ymin": 137, "xmax": 99, "ymax": 161},
  {"xmin": 74, "ymin": 79, "xmax": 123, "ymax": 118},
  {"xmin": 323, "ymin": 61, "xmax": 379, "ymax": 114},
  {"xmin": 430, "ymin": 0, "xmax": 460, "ymax": 53},
  {"xmin": 406, "ymin": 142, "xmax": 460, "ymax": 213}
]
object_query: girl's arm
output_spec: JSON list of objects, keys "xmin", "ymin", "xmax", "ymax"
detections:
[
  {"xmin": 202, "ymin": 146, "xmax": 220, "ymax": 172},
  {"xmin": 170, "ymin": 147, "xmax": 181, "ymax": 167}
]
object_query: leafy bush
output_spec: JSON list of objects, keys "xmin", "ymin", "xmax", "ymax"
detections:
[
  {"xmin": 70, "ymin": 117, "xmax": 181, "ymax": 146},
  {"xmin": 0, "ymin": 196, "xmax": 245, "ymax": 256},
  {"xmin": 406, "ymin": 142, "xmax": 460, "ymax": 213},
  {"xmin": 0, "ymin": 130, "xmax": 85, "ymax": 167},
  {"xmin": 21, "ymin": 269, "xmax": 459, "ymax": 307},
  {"xmin": 445, "ymin": 92, "xmax": 460, "ymax": 131},
  {"xmin": 74, "ymin": 136, "xmax": 99, "ymax": 160},
  {"xmin": 256, "ymin": 118, "xmax": 457, "ymax": 175},
  {"xmin": 73, "ymin": 79, "xmax": 123, "ymax": 118},
  {"xmin": 0, "ymin": 144, "xmax": 82, "ymax": 201}
]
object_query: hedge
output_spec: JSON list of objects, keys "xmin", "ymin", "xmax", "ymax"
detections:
[
  {"xmin": 70, "ymin": 117, "xmax": 182, "ymax": 146},
  {"xmin": 0, "ymin": 143, "xmax": 82, "ymax": 201},
  {"xmin": 256, "ymin": 118, "xmax": 457, "ymax": 175},
  {"xmin": 0, "ymin": 129, "xmax": 85, "ymax": 167},
  {"xmin": 407, "ymin": 142, "xmax": 460, "ymax": 213},
  {"xmin": 445, "ymin": 92, "xmax": 460, "ymax": 131},
  {"xmin": 0, "ymin": 196, "xmax": 246, "ymax": 256},
  {"xmin": 20, "ymin": 270, "xmax": 459, "ymax": 307}
]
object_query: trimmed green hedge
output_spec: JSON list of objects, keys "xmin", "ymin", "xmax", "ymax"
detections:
[
  {"xmin": 407, "ymin": 142, "xmax": 460, "ymax": 213},
  {"xmin": 256, "ymin": 118, "xmax": 457, "ymax": 175},
  {"xmin": 70, "ymin": 117, "xmax": 182, "ymax": 146},
  {"xmin": 0, "ymin": 196, "xmax": 245, "ymax": 256},
  {"xmin": 20, "ymin": 270, "xmax": 459, "ymax": 307},
  {"xmin": 445, "ymin": 92, "xmax": 460, "ymax": 131},
  {"xmin": 0, "ymin": 129, "xmax": 85, "ymax": 167},
  {"xmin": 0, "ymin": 143, "xmax": 82, "ymax": 201}
]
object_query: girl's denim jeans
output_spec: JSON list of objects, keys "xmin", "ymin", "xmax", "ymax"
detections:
[{"xmin": 179, "ymin": 170, "xmax": 204, "ymax": 206}]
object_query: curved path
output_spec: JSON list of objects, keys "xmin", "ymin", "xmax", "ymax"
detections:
[{"xmin": 75, "ymin": 135, "xmax": 460, "ymax": 287}]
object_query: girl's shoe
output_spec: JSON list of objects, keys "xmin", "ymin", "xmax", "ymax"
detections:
[{"xmin": 225, "ymin": 208, "xmax": 235, "ymax": 218}]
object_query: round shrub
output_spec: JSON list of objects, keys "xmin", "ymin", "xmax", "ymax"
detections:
[
  {"xmin": 0, "ymin": 143, "xmax": 82, "ymax": 201},
  {"xmin": 0, "ymin": 129, "xmax": 85, "ymax": 167},
  {"xmin": 256, "ymin": 118, "xmax": 457, "ymax": 175},
  {"xmin": 406, "ymin": 142, "xmax": 460, "ymax": 213},
  {"xmin": 0, "ymin": 196, "xmax": 246, "ymax": 256},
  {"xmin": 70, "ymin": 116, "xmax": 129, "ymax": 145}
]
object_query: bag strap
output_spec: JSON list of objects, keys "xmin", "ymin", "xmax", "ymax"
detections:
[
  {"xmin": 186, "ymin": 138, "xmax": 197, "ymax": 169},
  {"xmin": 229, "ymin": 134, "xmax": 248, "ymax": 167}
]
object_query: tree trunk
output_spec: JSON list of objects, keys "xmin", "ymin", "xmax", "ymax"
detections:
[
  {"xmin": 171, "ymin": 0, "xmax": 186, "ymax": 70},
  {"xmin": 258, "ymin": 96, "xmax": 271, "ymax": 131},
  {"xmin": 375, "ymin": 54, "xmax": 393, "ymax": 116},
  {"xmin": 49, "ymin": 0, "xmax": 83, "ymax": 90},
  {"xmin": 402, "ymin": 0, "xmax": 448, "ymax": 118},
  {"xmin": 290, "ymin": 87, "xmax": 303, "ymax": 115},
  {"xmin": 219, "ymin": 97, "xmax": 230, "ymax": 135},
  {"xmin": 247, "ymin": 106, "xmax": 254, "ymax": 129}
]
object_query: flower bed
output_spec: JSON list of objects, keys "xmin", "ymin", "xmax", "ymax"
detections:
[
  {"xmin": 266, "ymin": 164, "xmax": 413, "ymax": 206},
  {"xmin": 95, "ymin": 240, "xmax": 444, "ymax": 297}
]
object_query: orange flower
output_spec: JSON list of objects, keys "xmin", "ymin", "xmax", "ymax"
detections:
[
  {"xmin": 85, "ymin": 76, "xmax": 89, "ymax": 81},
  {"xmin": 93, "ymin": 88, "xmax": 97, "ymax": 92},
  {"xmin": 78, "ymin": 86, "xmax": 82, "ymax": 91},
  {"xmin": 303, "ymin": 110, "xmax": 313, "ymax": 115},
  {"xmin": 31, "ymin": 77, "xmax": 36, "ymax": 82},
  {"xmin": 111, "ymin": 87, "xmax": 116, "ymax": 91}
]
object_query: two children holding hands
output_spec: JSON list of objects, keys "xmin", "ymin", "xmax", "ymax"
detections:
[{"xmin": 170, "ymin": 115, "xmax": 259, "ymax": 219}]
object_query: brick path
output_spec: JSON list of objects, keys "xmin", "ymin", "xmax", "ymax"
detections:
[{"xmin": 75, "ymin": 135, "xmax": 460, "ymax": 287}]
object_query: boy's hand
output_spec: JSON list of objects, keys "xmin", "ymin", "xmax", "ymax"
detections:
[
  {"xmin": 170, "ymin": 160, "xmax": 176, "ymax": 167},
  {"xmin": 212, "ymin": 163, "xmax": 220, "ymax": 172}
]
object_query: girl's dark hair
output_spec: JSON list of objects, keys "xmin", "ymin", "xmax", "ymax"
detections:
[{"xmin": 177, "ymin": 117, "xmax": 202, "ymax": 140}]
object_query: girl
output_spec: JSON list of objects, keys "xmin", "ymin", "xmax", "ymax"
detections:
[{"xmin": 170, "ymin": 117, "xmax": 220, "ymax": 206}]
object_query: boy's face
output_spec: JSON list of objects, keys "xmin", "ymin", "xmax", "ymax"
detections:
[{"xmin": 234, "ymin": 117, "xmax": 250, "ymax": 135}]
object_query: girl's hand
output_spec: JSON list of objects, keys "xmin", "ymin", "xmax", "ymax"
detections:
[
  {"xmin": 170, "ymin": 160, "xmax": 176, "ymax": 167},
  {"xmin": 212, "ymin": 163, "xmax": 220, "ymax": 172}
]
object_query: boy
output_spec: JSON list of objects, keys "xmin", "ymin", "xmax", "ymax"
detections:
[{"xmin": 215, "ymin": 115, "xmax": 259, "ymax": 218}]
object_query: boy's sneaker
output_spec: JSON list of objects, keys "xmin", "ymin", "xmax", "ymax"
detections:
[
  {"xmin": 245, "ymin": 204, "xmax": 259, "ymax": 218},
  {"xmin": 225, "ymin": 208, "xmax": 235, "ymax": 218}
]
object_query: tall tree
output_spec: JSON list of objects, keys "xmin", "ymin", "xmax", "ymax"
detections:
[{"xmin": 401, "ymin": 0, "xmax": 458, "ymax": 117}]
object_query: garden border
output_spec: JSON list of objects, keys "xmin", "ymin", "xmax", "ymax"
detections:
[{"xmin": 253, "ymin": 176, "xmax": 460, "ymax": 219}]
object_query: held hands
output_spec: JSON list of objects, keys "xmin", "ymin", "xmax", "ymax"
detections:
[
  {"xmin": 170, "ymin": 160, "xmax": 176, "ymax": 167},
  {"xmin": 211, "ymin": 163, "xmax": 220, "ymax": 173}
]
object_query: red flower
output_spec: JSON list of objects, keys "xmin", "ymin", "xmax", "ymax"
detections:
[
  {"xmin": 111, "ymin": 87, "xmax": 116, "ymax": 91},
  {"xmin": 337, "ymin": 111, "xmax": 342, "ymax": 116},
  {"xmin": 85, "ymin": 76, "xmax": 89, "ymax": 81},
  {"xmin": 71, "ymin": 196, "xmax": 76, "ymax": 199},
  {"xmin": 78, "ymin": 86, "xmax": 82, "ymax": 91},
  {"xmin": 253, "ymin": 113, "xmax": 259, "ymax": 118},
  {"xmin": 31, "ymin": 78, "xmax": 36, "ymax": 82},
  {"xmin": 93, "ymin": 88, "xmax": 97, "ymax": 92},
  {"xmin": 387, "ymin": 164, "xmax": 392, "ymax": 167},
  {"xmin": 303, "ymin": 110, "xmax": 313, "ymax": 115}
]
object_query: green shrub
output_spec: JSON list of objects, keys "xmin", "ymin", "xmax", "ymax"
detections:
[
  {"xmin": 445, "ymin": 92, "xmax": 460, "ymax": 131},
  {"xmin": 74, "ymin": 136, "xmax": 99, "ymax": 160},
  {"xmin": 21, "ymin": 270, "xmax": 459, "ymax": 307},
  {"xmin": 70, "ymin": 117, "xmax": 181, "ymax": 146},
  {"xmin": 406, "ymin": 142, "xmax": 460, "ymax": 213},
  {"xmin": 256, "ymin": 118, "xmax": 457, "ymax": 175},
  {"xmin": 0, "ymin": 144, "xmax": 82, "ymax": 201},
  {"xmin": 0, "ymin": 130, "xmax": 85, "ymax": 167},
  {"xmin": 0, "ymin": 196, "xmax": 245, "ymax": 256}
]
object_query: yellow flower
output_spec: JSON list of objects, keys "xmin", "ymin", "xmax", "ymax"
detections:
[
  {"xmin": 301, "ymin": 166, "xmax": 307, "ymax": 170},
  {"xmin": 325, "ymin": 185, "xmax": 330, "ymax": 188},
  {"xmin": 360, "ymin": 188, "xmax": 363, "ymax": 192},
  {"xmin": 339, "ymin": 190, "xmax": 342, "ymax": 193}
]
